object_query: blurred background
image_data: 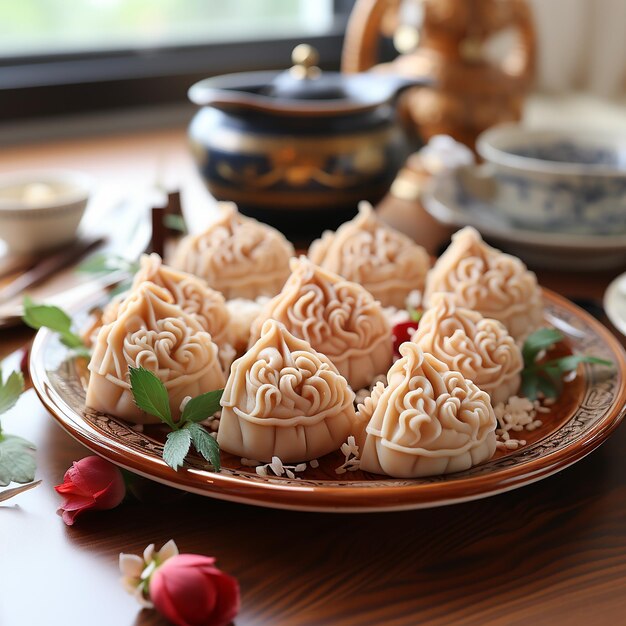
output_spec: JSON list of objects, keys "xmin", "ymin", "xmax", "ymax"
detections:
[{"xmin": 1, "ymin": 0, "xmax": 625, "ymax": 140}]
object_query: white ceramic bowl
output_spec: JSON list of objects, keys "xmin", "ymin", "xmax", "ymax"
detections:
[
  {"xmin": 476, "ymin": 124, "xmax": 626, "ymax": 235},
  {"xmin": 0, "ymin": 170, "xmax": 92, "ymax": 255}
]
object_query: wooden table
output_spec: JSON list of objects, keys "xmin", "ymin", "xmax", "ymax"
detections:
[{"xmin": 2, "ymin": 130, "xmax": 626, "ymax": 626}]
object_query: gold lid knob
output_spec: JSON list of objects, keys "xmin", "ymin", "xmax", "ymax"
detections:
[{"xmin": 290, "ymin": 44, "xmax": 321, "ymax": 79}]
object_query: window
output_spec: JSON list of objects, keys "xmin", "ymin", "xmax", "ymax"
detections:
[
  {"xmin": 0, "ymin": 1, "xmax": 336, "ymax": 57},
  {"xmin": 0, "ymin": 1, "xmax": 353, "ymax": 121}
]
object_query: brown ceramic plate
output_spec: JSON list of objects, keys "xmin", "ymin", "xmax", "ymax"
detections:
[{"xmin": 30, "ymin": 289, "xmax": 626, "ymax": 513}]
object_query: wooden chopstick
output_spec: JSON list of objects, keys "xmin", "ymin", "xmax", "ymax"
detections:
[
  {"xmin": 0, "ymin": 236, "xmax": 105, "ymax": 304},
  {"xmin": 151, "ymin": 190, "xmax": 185, "ymax": 258}
]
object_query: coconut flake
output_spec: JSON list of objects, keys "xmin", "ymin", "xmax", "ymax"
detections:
[{"xmin": 335, "ymin": 436, "xmax": 361, "ymax": 474}]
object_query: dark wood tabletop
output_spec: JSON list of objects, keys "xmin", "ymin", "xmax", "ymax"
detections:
[{"xmin": 1, "ymin": 130, "xmax": 626, "ymax": 626}]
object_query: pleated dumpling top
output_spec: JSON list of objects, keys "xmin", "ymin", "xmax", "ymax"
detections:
[
  {"xmin": 170, "ymin": 202, "xmax": 295, "ymax": 300},
  {"xmin": 86, "ymin": 282, "xmax": 225, "ymax": 424},
  {"xmin": 358, "ymin": 342, "xmax": 497, "ymax": 478},
  {"xmin": 218, "ymin": 320, "xmax": 358, "ymax": 462},
  {"xmin": 102, "ymin": 253, "xmax": 230, "ymax": 349},
  {"xmin": 424, "ymin": 227, "xmax": 544, "ymax": 341},
  {"xmin": 249, "ymin": 257, "xmax": 393, "ymax": 390},
  {"xmin": 413, "ymin": 293, "xmax": 523, "ymax": 405},
  {"xmin": 308, "ymin": 201, "xmax": 430, "ymax": 308}
]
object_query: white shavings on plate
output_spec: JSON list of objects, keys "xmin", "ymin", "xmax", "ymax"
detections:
[
  {"xmin": 494, "ymin": 395, "xmax": 552, "ymax": 451},
  {"xmin": 179, "ymin": 396, "xmax": 193, "ymax": 413},
  {"xmin": 335, "ymin": 436, "xmax": 361, "ymax": 474},
  {"xmin": 309, "ymin": 459, "xmax": 319, "ymax": 468},
  {"xmin": 241, "ymin": 458, "xmax": 261, "ymax": 467},
  {"xmin": 255, "ymin": 456, "xmax": 308, "ymax": 479}
]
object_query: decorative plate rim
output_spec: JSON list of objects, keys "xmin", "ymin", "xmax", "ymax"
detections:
[{"xmin": 30, "ymin": 289, "xmax": 626, "ymax": 513}]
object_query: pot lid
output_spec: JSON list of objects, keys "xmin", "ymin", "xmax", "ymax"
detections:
[
  {"xmin": 188, "ymin": 45, "xmax": 430, "ymax": 117},
  {"xmin": 264, "ymin": 44, "xmax": 348, "ymax": 101}
]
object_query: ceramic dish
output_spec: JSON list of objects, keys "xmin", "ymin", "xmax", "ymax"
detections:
[
  {"xmin": 0, "ymin": 169, "xmax": 92, "ymax": 255},
  {"xmin": 0, "ymin": 193, "xmax": 152, "ymax": 329},
  {"xmin": 30, "ymin": 289, "xmax": 626, "ymax": 513},
  {"xmin": 476, "ymin": 124, "xmax": 626, "ymax": 235},
  {"xmin": 424, "ymin": 171, "xmax": 626, "ymax": 270}
]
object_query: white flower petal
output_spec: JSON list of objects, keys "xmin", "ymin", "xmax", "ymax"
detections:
[
  {"xmin": 119, "ymin": 553, "xmax": 144, "ymax": 578},
  {"xmin": 143, "ymin": 543, "xmax": 155, "ymax": 563},
  {"xmin": 133, "ymin": 585, "xmax": 154, "ymax": 609},
  {"xmin": 157, "ymin": 539, "xmax": 179, "ymax": 563}
]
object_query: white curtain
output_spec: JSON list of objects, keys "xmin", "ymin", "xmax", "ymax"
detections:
[{"xmin": 528, "ymin": 0, "xmax": 626, "ymax": 96}]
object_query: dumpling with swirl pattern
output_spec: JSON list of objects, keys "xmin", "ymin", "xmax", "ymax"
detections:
[
  {"xmin": 357, "ymin": 342, "xmax": 497, "ymax": 477},
  {"xmin": 424, "ymin": 227, "xmax": 543, "ymax": 341},
  {"xmin": 102, "ymin": 253, "xmax": 231, "ymax": 346},
  {"xmin": 217, "ymin": 319, "xmax": 358, "ymax": 462},
  {"xmin": 249, "ymin": 256, "xmax": 393, "ymax": 390},
  {"xmin": 170, "ymin": 202, "xmax": 295, "ymax": 300},
  {"xmin": 86, "ymin": 282, "xmax": 225, "ymax": 424},
  {"xmin": 412, "ymin": 293, "xmax": 523, "ymax": 405},
  {"xmin": 308, "ymin": 201, "xmax": 430, "ymax": 308}
]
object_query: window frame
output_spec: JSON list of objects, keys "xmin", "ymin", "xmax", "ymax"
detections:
[{"xmin": 0, "ymin": 1, "xmax": 353, "ymax": 121}]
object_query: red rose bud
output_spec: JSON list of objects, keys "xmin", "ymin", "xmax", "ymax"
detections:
[
  {"xmin": 150, "ymin": 554, "xmax": 240, "ymax": 626},
  {"xmin": 55, "ymin": 456, "xmax": 125, "ymax": 526},
  {"xmin": 392, "ymin": 320, "xmax": 420, "ymax": 357}
]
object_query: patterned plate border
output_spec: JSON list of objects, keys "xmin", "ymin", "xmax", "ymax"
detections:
[{"xmin": 30, "ymin": 289, "xmax": 626, "ymax": 512}]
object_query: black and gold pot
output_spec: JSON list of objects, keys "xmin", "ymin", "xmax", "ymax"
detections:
[{"xmin": 188, "ymin": 45, "xmax": 429, "ymax": 240}]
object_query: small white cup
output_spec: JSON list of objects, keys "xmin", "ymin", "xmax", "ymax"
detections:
[
  {"xmin": 476, "ymin": 124, "xmax": 626, "ymax": 235},
  {"xmin": 0, "ymin": 169, "xmax": 92, "ymax": 255}
]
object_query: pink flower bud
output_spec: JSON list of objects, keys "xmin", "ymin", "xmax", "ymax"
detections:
[
  {"xmin": 150, "ymin": 554, "xmax": 240, "ymax": 626},
  {"xmin": 54, "ymin": 456, "xmax": 125, "ymax": 526}
]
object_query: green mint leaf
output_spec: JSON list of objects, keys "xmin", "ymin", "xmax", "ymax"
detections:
[
  {"xmin": 408, "ymin": 308, "xmax": 423, "ymax": 323},
  {"xmin": 0, "ymin": 370, "xmax": 24, "ymax": 415},
  {"xmin": 128, "ymin": 367, "xmax": 173, "ymax": 427},
  {"xmin": 163, "ymin": 428, "xmax": 191, "ymax": 471},
  {"xmin": 23, "ymin": 296, "xmax": 72, "ymax": 333},
  {"xmin": 78, "ymin": 253, "xmax": 139, "ymax": 275},
  {"xmin": 552, "ymin": 355, "xmax": 613, "ymax": 374},
  {"xmin": 163, "ymin": 214, "xmax": 187, "ymax": 234},
  {"xmin": 522, "ymin": 327, "xmax": 564, "ymax": 365},
  {"xmin": 22, "ymin": 297, "xmax": 86, "ymax": 352},
  {"xmin": 537, "ymin": 376, "xmax": 559, "ymax": 399},
  {"xmin": 181, "ymin": 389, "xmax": 224, "ymax": 424},
  {"xmin": 187, "ymin": 423, "xmax": 221, "ymax": 472},
  {"xmin": 521, "ymin": 370, "xmax": 539, "ymax": 401},
  {"xmin": 0, "ymin": 435, "xmax": 36, "ymax": 486}
]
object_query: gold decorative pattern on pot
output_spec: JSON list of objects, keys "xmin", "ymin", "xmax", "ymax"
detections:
[{"xmin": 216, "ymin": 145, "xmax": 387, "ymax": 190}]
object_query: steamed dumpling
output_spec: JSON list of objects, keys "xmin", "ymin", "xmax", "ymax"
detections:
[
  {"xmin": 424, "ymin": 227, "xmax": 544, "ymax": 341},
  {"xmin": 218, "ymin": 319, "xmax": 358, "ymax": 462},
  {"xmin": 87, "ymin": 282, "xmax": 225, "ymax": 424},
  {"xmin": 103, "ymin": 254, "xmax": 230, "ymax": 346},
  {"xmin": 412, "ymin": 294, "xmax": 523, "ymax": 405},
  {"xmin": 249, "ymin": 257, "xmax": 393, "ymax": 390},
  {"xmin": 100, "ymin": 253, "xmax": 235, "ymax": 371},
  {"xmin": 170, "ymin": 202, "xmax": 295, "ymax": 299},
  {"xmin": 358, "ymin": 342, "xmax": 497, "ymax": 478},
  {"xmin": 308, "ymin": 201, "xmax": 430, "ymax": 308}
]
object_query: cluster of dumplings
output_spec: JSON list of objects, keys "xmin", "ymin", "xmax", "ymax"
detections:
[{"xmin": 85, "ymin": 201, "xmax": 544, "ymax": 479}]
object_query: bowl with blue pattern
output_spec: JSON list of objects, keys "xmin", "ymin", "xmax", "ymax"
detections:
[{"xmin": 476, "ymin": 124, "xmax": 626, "ymax": 235}]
